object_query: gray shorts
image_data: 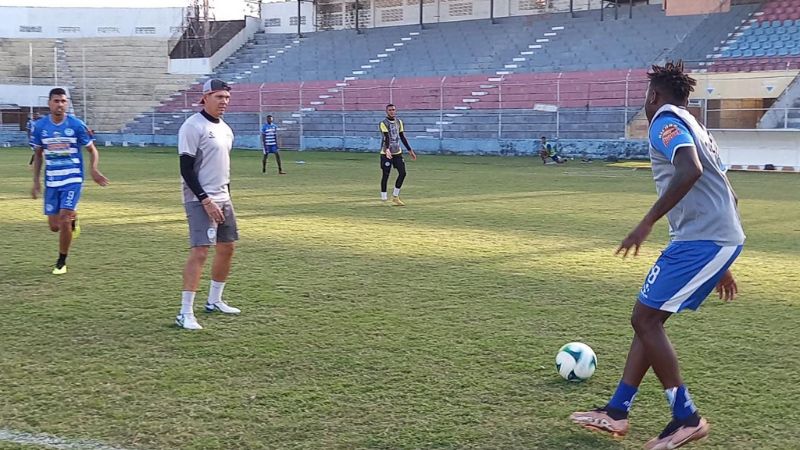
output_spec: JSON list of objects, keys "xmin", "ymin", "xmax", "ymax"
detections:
[{"xmin": 184, "ymin": 200, "xmax": 239, "ymax": 247}]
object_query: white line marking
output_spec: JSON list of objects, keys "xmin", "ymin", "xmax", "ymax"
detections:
[{"xmin": 0, "ymin": 429, "xmax": 133, "ymax": 450}]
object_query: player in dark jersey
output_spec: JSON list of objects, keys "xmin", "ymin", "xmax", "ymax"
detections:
[{"xmin": 379, "ymin": 104, "xmax": 416, "ymax": 206}]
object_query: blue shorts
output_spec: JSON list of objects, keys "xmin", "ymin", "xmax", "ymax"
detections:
[
  {"xmin": 264, "ymin": 145, "xmax": 279, "ymax": 154},
  {"xmin": 638, "ymin": 240, "xmax": 743, "ymax": 313},
  {"xmin": 44, "ymin": 184, "xmax": 82, "ymax": 215}
]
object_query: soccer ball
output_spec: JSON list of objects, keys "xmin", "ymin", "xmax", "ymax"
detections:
[{"xmin": 556, "ymin": 342, "xmax": 597, "ymax": 382}]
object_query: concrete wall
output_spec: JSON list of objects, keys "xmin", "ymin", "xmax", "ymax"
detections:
[
  {"xmin": 0, "ymin": 130, "xmax": 28, "ymax": 146},
  {"xmin": 94, "ymin": 131, "xmax": 650, "ymax": 159},
  {"xmin": 90, "ymin": 130, "xmax": 800, "ymax": 172},
  {"xmin": 261, "ymin": 1, "xmax": 316, "ymax": 34},
  {"xmin": 169, "ymin": 17, "xmax": 262, "ymax": 75},
  {"xmin": 691, "ymin": 71, "xmax": 799, "ymax": 100},
  {"xmin": 277, "ymin": 0, "xmax": 610, "ymax": 32},
  {"xmin": 299, "ymin": 136, "xmax": 649, "ymax": 158},
  {"xmin": 759, "ymin": 73, "xmax": 800, "ymax": 129},
  {"xmin": 665, "ymin": 0, "xmax": 729, "ymax": 16},
  {"xmin": 0, "ymin": 85, "xmax": 67, "ymax": 108},
  {"xmin": 0, "ymin": 7, "xmax": 184, "ymax": 38},
  {"xmin": 714, "ymin": 129, "xmax": 800, "ymax": 171}
]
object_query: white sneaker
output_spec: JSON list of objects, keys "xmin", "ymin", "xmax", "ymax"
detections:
[
  {"xmin": 175, "ymin": 313, "xmax": 203, "ymax": 330},
  {"xmin": 204, "ymin": 300, "xmax": 241, "ymax": 315}
]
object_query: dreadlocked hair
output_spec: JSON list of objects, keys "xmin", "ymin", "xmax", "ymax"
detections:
[{"xmin": 648, "ymin": 60, "xmax": 697, "ymax": 101}]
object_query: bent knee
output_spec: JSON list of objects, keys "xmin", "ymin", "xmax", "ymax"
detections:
[{"xmin": 631, "ymin": 307, "xmax": 667, "ymax": 333}]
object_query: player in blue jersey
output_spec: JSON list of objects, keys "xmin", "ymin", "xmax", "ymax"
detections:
[
  {"xmin": 261, "ymin": 115, "xmax": 285, "ymax": 174},
  {"xmin": 570, "ymin": 61, "xmax": 745, "ymax": 449},
  {"xmin": 30, "ymin": 88, "xmax": 109, "ymax": 275}
]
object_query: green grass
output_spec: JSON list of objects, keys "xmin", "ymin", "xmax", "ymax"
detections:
[{"xmin": 1, "ymin": 147, "xmax": 798, "ymax": 450}]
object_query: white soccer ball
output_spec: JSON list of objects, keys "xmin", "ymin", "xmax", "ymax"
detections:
[{"xmin": 556, "ymin": 342, "xmax": 597, "ymax": 382}]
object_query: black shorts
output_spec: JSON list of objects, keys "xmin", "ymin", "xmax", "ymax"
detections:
[{"xmin": 380, "ymin": 154, "xmax": 405, "ymax": 171}]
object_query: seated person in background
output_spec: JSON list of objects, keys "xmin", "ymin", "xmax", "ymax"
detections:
[{"xmin": 539, "ymin": 136, "xmax": 566, "ymax": 164}]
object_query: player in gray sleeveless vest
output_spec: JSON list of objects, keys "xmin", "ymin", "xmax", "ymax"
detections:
[
  {"xmin": 379, "ymin": 104, "xmax": 417, "ymax": 206},
  {"xmin": 571, "ymin": 61, "xmax": 744, "ymax": 449}
]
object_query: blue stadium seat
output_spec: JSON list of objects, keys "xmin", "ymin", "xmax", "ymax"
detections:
[
  {"xmin": 766, "ymin": 48, "xmax": 778, "ymax": 56},
  {"xmin": 732, "ymin": 50, "xmax": 743, "ymax": 58},
  {"xmin": 784, "ymin": 19, "xmax": 793, "ymax": 26},
  {"xmin": 751, "ymin": 42, "xmax": 761, "ymax": 49},
  {"xmin": 743, "ymin": 49, "xmax": 755, "ymax": 57},
  {"xmin": 778, "ymin": 48, "xmax": 789, "ymax": 56},
  {"xmin": 753, "ymin": 49, "xmax": 766, "ymax": 57},
  {"xmin": 772, "ymin": 20, "xmax": 782, "ymax": 27}
]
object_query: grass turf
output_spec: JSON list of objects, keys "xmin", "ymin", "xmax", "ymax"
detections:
[{"xmin": 1, "ymin": 147, "xmax": 798, "ymax": 449}]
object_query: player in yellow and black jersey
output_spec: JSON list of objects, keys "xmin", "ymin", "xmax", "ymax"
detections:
[{"xmin": 379, "ymin": 104, "xmax": 416, "ymax": 206}]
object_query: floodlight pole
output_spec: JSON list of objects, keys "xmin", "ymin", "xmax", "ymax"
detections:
[
  {"xmin": 82, "ymin": 47, "xmax": 87, "ymax": 121},
  {"xmin": 53, "ymin": 46, "xmax": 58, "ymax": 86},
  {"xmin": 29, "ymin": 43, "xmax": 34, "ymax": 117},
  {"xmin": 297, "ymin": 0, "xmax": 302, "ymax": 38},
  {"xmin": 419, "ymin": 0, "xmax": 424, "ymax": 29},
  {"xmin": 490, "ymin": 0, "xmax": 495, "ymax": 24},
  {"xmin": 355, "ymin": 0, "xmax": 361, "ymax": 33},
  {"xmin": 556, "ymin": 72, "xmax": 563, "ymax": 140}
]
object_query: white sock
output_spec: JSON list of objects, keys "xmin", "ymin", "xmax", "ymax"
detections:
[
  {"xmin": 393, "ymin": 187, "xmax": 401, "ymax": 197},
  {"xmin": 181, "ymin": 291, "xmax": 195, "ymax": 315},
  {"xmin": 380, "ymin": 192, "xmax": 388, "ymax": 200},
  {"xmin": 207, "ymin": 280, "xmax": 226, "ymax": 305}
]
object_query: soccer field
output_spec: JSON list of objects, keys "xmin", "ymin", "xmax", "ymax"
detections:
[{"xmin": 1, "ymin": 147, "xmax": 798, "ymax": 450}]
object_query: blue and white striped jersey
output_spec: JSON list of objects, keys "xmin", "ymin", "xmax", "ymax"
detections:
[
  {"xmin": 261, "ymin": 122, "xmax": 278, "ymax": 146},
  {"xmin": 31, "ymin": 115, "xmax": 93, "ymax": 189}
]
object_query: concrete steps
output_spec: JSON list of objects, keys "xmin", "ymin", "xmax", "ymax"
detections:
[{"xmin": 59, "ymin": 38, "xmax": 199, "ymax": 132}]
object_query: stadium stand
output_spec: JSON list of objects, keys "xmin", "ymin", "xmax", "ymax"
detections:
[
  {"xmin": 124, "ymin": 3, "xmax": 761, "ymax": 146},
  {"xmin": 126, "ymin": 69, "xmax": 647, "ymax": 142},
  {"xmin": 60, "ymin": 38, "xmax": 198, "ymax": 132},
  {"xmin": 0, "ymin": 37, "xmax": 199, "ymax": 133},
  {"xmin": 0, "ymin": 39, "xmax": 66, "ymax": 85},
  {"xmin": 196, "ymin": 5, "xmax": 708, "ymax": 84},
  {"xmin": 697, "ymin": 0, "xmax": 800, "ymax": 72},
  {"xmin": 3, "ymin": 2, "xmax": 780, "ymax": 150}
]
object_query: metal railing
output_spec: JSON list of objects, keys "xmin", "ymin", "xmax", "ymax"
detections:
[
  {"xmin": 131, "ymin": 74, "xmax": 800, "ymax": 149},
  {"xmin": 142, "ymin": 75, "xmax": 649, "ymax": 142}
]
